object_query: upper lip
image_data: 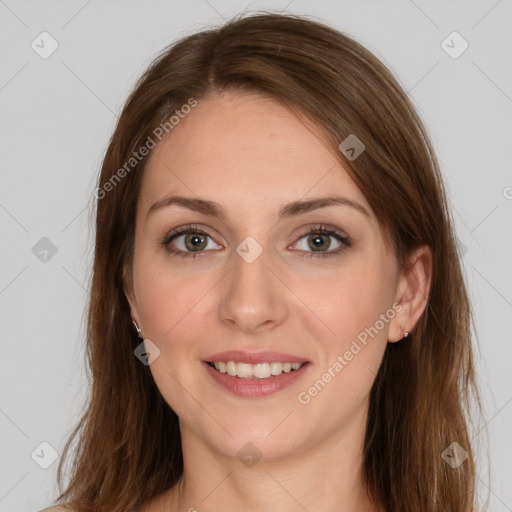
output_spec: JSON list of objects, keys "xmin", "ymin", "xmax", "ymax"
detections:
[{"xmin": 204, "ymin": 350, "xmax": 309, "ymax": 364}]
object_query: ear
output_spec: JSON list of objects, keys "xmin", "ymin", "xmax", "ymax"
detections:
[
  {"xmin": 123, "ymin": 262, "xmax": 142, "ymax": 328},
  {"xmin": 389, "ymin": 245, "xmax": 432, "ymax": 343}
]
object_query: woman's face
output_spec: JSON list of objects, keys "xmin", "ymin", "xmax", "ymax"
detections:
[{"xmin": 125, "ymin": 91, "xmax": 406, "ymax": 461}]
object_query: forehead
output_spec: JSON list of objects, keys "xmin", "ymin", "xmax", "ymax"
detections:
[{"xmin": 140, "ymin": 91, "xmax": 373, "ymax": 221}]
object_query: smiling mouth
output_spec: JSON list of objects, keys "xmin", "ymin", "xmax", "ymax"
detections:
[{"xmin": 206, "ymin": 361, "xmax": 308, "ymax": 379}]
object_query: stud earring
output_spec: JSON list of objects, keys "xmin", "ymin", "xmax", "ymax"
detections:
[
  {"xmin": 132, "ymin": 319, "xmax": 143, "ymax": 339},
  {"xmin": 400, "ymin": 325, "xmax": 409, "ymax": 339}
]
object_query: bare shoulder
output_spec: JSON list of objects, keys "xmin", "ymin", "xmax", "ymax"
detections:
[{"xmin": 38, "ymin": 505, "xmax": 72, "ymax": 512}]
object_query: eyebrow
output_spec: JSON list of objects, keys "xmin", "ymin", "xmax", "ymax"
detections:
[{"xmin": 146, "ymin": 194, "xmax": 370, "ymax": 220}]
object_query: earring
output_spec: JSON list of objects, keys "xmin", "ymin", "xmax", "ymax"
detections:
[
  {"xmin": 132, "ymin": 319, "xmax": 143, "ymax": 339},
  {"xmin": 400, "ymin": 325, "xmax": 409, "ymax": 339}
]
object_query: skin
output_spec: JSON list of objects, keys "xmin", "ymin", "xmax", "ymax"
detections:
[{"xmin": 124, "ymin": 91, "xmax": 432, "ymax": 512}]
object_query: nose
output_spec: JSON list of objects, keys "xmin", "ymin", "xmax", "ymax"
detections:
[{"xmin": 218, "ymin": 244, "xmax": 288, "ymax": 334}]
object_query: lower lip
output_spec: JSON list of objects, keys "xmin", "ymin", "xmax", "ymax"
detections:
[{"xmin": 202, "ymin": 361, "xmax": 311, "ymax": 398}]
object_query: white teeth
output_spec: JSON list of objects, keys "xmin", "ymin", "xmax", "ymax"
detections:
[
  {"xmin": 226, "ymin": 361, "xmax": 237, "ymax": 376},
  {"xmin": 253, "ymin": 363, "xmax": 271, "ymax": 379},
  {"xmin": 237, "ymin": 362, "xmax": 253, "ymax": 379},
  {"xmin": 270, "ymin": 362, "xmax": 282, "ymax": 375},
  {"xmin": 211, "ymin": 361, "xmax": 305, "ymax": 379}
]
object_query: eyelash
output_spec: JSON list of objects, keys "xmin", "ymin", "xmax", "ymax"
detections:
[{"xmin": 160, "ymin": 223, "xmax": 351, "ymax": 259}]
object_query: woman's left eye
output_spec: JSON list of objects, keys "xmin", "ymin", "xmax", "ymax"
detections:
[
  {"xmin": 161, "ymin": 224, "xmax": 351, "ymax": 259},
  {"xmin": 290, "ymin": 225, "xmax": 351, "ymax": 258}
]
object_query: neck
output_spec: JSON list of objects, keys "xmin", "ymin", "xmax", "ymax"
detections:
[{"xmin": 149, "ymin": 405, "xmax": 381, "ymax": 512}]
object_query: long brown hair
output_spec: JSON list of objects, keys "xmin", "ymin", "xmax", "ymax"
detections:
[{"xmin": 55, "ymin": 12, "xmax": 486, "ymax": 512}]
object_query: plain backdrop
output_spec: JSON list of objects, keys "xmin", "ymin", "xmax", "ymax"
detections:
[{"xmin": 0, "ymin": 1, "xmax": 511, "ymax": 511}]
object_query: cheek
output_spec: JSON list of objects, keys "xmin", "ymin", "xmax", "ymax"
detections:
[
  {"xmin": 300, "ymin": 255, "xmax": 396, "ymax": 402},
  {"xmin": 133, "ymin": 264, "xmax": 217, "ymax": 419},
  {"xmin": 294, "ymin": 287, "xmax": 391, "ymax": 428},
  {"xmin": 135, "ymin": 268, "xmax": 211, "ymax": 343},
  {"xmin": 310, "ymin": 257, "xmax": 396, "ymax": 350}
]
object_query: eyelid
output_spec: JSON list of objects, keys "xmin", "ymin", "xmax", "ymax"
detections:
[
  {"xmin": 164, "ymin": 223, "xmax": 214, "ymax": 240},
  {"xmin": 293, "ymin": 223, "xmax": 348, "ymax": 239}
]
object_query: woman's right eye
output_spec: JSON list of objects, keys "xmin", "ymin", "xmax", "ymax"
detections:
[{"xmin": 161, "ymin": 225, "xmax": 222, "ymax": 258}]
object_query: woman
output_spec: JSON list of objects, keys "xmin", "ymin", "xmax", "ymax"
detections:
[{"xmin": 41, "ymin": 12, "xmax": 484, "ymax": 512}]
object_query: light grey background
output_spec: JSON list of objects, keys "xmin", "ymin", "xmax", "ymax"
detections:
[{"xmin": 1, "ymin": 1, "xmax": 511, "ymax": 511}]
